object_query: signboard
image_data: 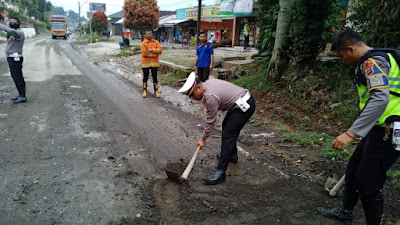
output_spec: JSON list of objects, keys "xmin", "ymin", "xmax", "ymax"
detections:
[
  {"xmin": 233, "ymin": 0, "xmax": 254, "ymax": 15},
  {"xmin": 87, "ymin": 11, "xmax": 93, "ymax": 19},
  {"xmin": 185, "ymin": 5, "xmax": 234, "ymax": 19},
  {"xmin": 89, "ymin": 3, "xmax": 106, "ymax": 12},
  {"xmin": 220, "ymin": 0, "xmax": 235, "ymax": 14}
]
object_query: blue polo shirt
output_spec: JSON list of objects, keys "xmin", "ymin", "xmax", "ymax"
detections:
[{"xmin": 196, "ymin": 42, "xmax": 214, "ymax": 67}]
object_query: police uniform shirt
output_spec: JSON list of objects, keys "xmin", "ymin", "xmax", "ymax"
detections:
[
  {"xmin": 349, "ymin": 52, "xmax": 391, "ymax": 137},
  {"xmin": 201, "ymin": 79, "xmax": 247, "ymax": 139},
  {"xmin": 0, "ymin": 20, "xmax": 24, "ymax": 56}
]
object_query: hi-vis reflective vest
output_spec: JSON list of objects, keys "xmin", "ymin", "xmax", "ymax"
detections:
[
  {"xmin": 244, "ymin": 24, "xmax": 250, "ymax": 35},
  {"xmin": 356, "ymin": 50, "xmax": 400, "ymax": 125}
]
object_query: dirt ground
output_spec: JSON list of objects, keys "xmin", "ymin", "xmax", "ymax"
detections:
[{"xmin": 77, "ymin": 40, "xmax": 400, "ymax": 225}]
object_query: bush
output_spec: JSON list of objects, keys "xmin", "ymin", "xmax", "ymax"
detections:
[
  {"xmin": 348, "ymin": 0, "xmax": 400, "ymax": 48},
  {"xmin": 289, "ymin": 0, "xmax": 340, "ymax": 67}
]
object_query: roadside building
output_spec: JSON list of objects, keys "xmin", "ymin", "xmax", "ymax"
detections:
[
  {"xmin": 107, "ymin": 10, "xmax": 175, "ymax": 38},
  {"xmin": 108, "ymin": 10, "xmax": 124, "ymax": 36},
  {"xmin": 176, "ymin": 0, "xmax": 257, "ymax": 47}
]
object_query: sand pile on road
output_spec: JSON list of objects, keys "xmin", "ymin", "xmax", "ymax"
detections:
[{"xmin": 85, "ymin": 42, "xmax": 121, "ymax": 56}]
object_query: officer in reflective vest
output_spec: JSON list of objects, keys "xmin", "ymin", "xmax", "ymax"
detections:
[
  {"xmin": 243, "ymin": 19, "xmax": 250, "ymax": 50},
  {"xmin": 317, "ymin": 30, "xmax": 400, "ymax": 225}
]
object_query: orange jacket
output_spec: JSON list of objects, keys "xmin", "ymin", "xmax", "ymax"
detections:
[{"xmin": 140, "ymin": 38, "xmax": 162, "ymax": 68}]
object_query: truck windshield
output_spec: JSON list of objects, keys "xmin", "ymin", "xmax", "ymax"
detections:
[{"xmin": 52, "ymin": 23, "xmax": 65, "ymax": 29}]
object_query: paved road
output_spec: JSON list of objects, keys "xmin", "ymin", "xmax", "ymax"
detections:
[{"xmin": 0, "ymin": 35, "xmax": 211, "ymax": 224}]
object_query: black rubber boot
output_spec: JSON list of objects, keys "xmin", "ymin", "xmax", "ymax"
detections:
[
  {"xmin": 362, "ymin": 197, "xmax": 384, "ymax": 225},
  {"xmin": 13, "ymin": 96, "xmax": 27, "ymax": 104},
  {"xmin": 317, "ymin": 184, "xmax": 359, "ymax": 224},
  {"xmin": 317, "ymin": 204, "xmax": 353, "ymax": 224},
  {"xmin": 203, "ymin": 169, "xmax": 226, "ymax": 185}
]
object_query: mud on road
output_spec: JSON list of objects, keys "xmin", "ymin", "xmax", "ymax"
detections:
[{"xmin": 78, "ymin": 40, "xmax": 400, "ymax": 225}]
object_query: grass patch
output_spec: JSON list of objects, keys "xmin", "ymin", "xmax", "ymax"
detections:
[
  {"xmin": 294, "ymin": 116, "xmax": 312, "ymax": 130},
  {"xmin": 159, "ymin": 70, "xmax": 190, "ymax": 85},
  {"xmin": 161, "ymin": 57, "xmax": 193, "ymax": 67},
  {"xmin": 280, "ymin": 131, "xmax": 354, "ymax": 161},
  {"xmin": 249, "ymin": 115, "xmax": 259, "ymax": 124},
  {"xmin": 321, "ymin": 141, "xmax": 354, "ymax": 161},
  {"xmin": 387, "ymin": 170, "xmax": 400, "ymax": 188},
  {"xmin": 280, "ymin": 132, "xmax": 329, "ymax": 149},
  {"xmin": 232, "ymin": 72, "xmax": 278, "ymax": 93},
  {"xmin": 119, "ymin": 46, "xmax": 140, "ymax": 57}
]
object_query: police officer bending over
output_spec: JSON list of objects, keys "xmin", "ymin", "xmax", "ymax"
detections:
[
  {"xmin": 0, "ymin": 10, "xmax": 26, "ymax": 104},
  {"xmin": 179, "ymin": 73, "xmax": 256, "ymax": 185},
  {"xmin": 317, "ymin": 30, "xmax": 400, "ymax": 225}
]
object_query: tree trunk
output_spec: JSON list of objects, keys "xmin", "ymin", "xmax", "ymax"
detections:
[{"xmin": 268, "ymin": 0, "xmax": 293, "ymax": 82}]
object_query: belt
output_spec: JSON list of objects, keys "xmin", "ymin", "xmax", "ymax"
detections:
[
  {"xmin": 7, "ymin": 54, "xmax": 23, "ymax": 57},
  {"xmin": 242, "ymin": 91, "xmax": 251, "ymax": 102},
  {"xmin": 232, "ymin": 91, "xmax": 251, "ymax": 111}
]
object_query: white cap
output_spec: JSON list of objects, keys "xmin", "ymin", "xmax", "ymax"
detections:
[{"xmin": 178, "ymin": 72, "xmax": 196, "ymax": 96}]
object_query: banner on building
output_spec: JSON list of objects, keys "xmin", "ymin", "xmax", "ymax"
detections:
[
  {"xmin": 89, "ymin": 3, "xmax": 106, "ymax": 12},
  {"xmin": 233, "ymin": 0, "xmax": 254, "ymax": 15},
  {"xmin": 219, "ymin": 0, "xmax": 235, "ymax": 15}
]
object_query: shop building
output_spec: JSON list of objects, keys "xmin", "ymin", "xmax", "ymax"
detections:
[{"xmin": 176, "ymin": 1, "xmax": 257, "ymax": 47}]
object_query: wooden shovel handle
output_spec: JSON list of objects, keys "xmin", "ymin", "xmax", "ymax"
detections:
[
  {"xmin": 181, "ymin": 146, "xmax": 201, "ymax": 180},
  {"xmin": 329, "ymin": 174, "xmax": 346, "ymax": 196}
]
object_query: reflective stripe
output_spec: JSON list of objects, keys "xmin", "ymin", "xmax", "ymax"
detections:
[
  {"xmin": 361, "ymin": 89, "xmax": 368, "ymax": 99},
  {"xmin": 391, "ymin": 77, "xmax": 400, "ymax": 81},
  {"xmin": 141, "ymin": 63, "xmax": 160, "ymax": 67},
  {"xmin": 391, "ymin": 85, "xmax": 400, "ymax": 89}
]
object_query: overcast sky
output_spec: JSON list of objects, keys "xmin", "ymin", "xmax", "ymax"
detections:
[{"xmin": 48, "ymin": 0, "xmax": 217, "ymax": 17}]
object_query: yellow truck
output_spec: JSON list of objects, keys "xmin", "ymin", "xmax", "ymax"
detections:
[{"xmin": 50, "ymin": 15, "xmax": 67, "ymax": 39}]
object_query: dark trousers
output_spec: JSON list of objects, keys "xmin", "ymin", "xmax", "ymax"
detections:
[
  {"xmin": 7, "ymin": 57, "xmax": 25, "ymax": 97},
  {"xmin": 244, "ymin": 35, "xmax": 249, "ymax": 49},
  {"xmin": 345, "ymin": 126, "xmax": 400, "ymax": 223},
  {"xmin": 142, "ymin": 67, "xmax": 158, "ymax": 83},
  {"xmin": 197, "ymin": 67, "xmax": 210, "ymax": 82},
  {"xmin": 218, "ymin": 96, "xmax": 256, "ymax": 171}
]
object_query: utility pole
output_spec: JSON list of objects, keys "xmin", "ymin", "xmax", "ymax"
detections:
[
  {"xmin": 78, "ymin": 1, "xmax": 81, "ymax": 34},
  {"xmin": 197, "ymin": 0, "xmax": 202, "ymax": 44},
  {"xmin": 43, "ymin": 0, "xmax": 46, "ymax": 22},
  {"xmin": 78, "ymin": 0, "xmax": 89, "ymax": 37}
]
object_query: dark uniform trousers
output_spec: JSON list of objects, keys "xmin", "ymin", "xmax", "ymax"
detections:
[
  {"xmin": 345, "ymin": 126, "xmax": 400, "ymax": 223},
  {"xmin": 142, "ymin": 67, "xmax": 158, "ymax": 83},
  {"xmin": 7, "ymin": 57, "xmax": 25, "ymax": 97},
  {"xmin": 244, "ymin": 35, "xmax": 250, "ymax": 49},
  {"xmin": 218, "ymin": 96, "xmax": 256, "ymax": 171},
  {"xmin": 197, "ymin": 67, "xmax": 210, "ymax": 82}
]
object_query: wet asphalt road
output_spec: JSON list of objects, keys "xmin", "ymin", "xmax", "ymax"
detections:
[{"xmin": 0, "ymin": 35, "xmax": 216, "ymax": 224}]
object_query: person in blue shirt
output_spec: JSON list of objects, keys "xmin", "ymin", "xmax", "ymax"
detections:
[{"xmin": 193, "ymin": 32, "xmax": 214, "ymax": 82}]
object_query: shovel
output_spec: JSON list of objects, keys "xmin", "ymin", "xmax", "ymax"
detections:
[{"xmin": 165, "ymin": 146, "xmax": 201, "ymax": 183}]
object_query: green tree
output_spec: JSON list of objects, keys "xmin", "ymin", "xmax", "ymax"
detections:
[
  {"xmin": 268, "ymin": 0, "xmax": 293, "ymax": 82},
  {"xmin": 91, "ymin": 11, "xmax": 108, "ymax": 34},
  {"xmin": 51, "ymin": 6, "xmax": 65, "ymax": 16},
  {"xmin": 257, "ymin": 0, "xmax": 339, "ymax": 81},
  {"xmin": 123, "ymin": 0, "xmax": 159, "ymax": 38},
  {"xmin": 348, "ymin": 0, "xmax": 400, "ymax": 48},
  {"xmin": 289, "ymin": 0, "xmax": 340, "ymax": 67},
  {"xmin": 67, "ymin": 10, "xmax": 79, "ymax": 23}
]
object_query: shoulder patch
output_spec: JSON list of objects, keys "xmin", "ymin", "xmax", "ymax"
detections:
[
  {"xmin": 363, "ymin": 58, "xmax": 386, "ymax": 77},
  {"xmin": 363, "ymin": 58, "xmax": 389, "ymax": 91},
  {"xmin": 367, "ymin": 74, "xmax": 389, "ymax": 91}
]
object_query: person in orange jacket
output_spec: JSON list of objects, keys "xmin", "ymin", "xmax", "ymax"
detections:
[{"xmin": 140, "ymin": 30, "xmax": 162, "ymax": 98}]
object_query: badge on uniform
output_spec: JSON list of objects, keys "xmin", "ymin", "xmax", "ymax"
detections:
[{"xmin": 364, "ymin": 58, "xmax": 389, "ymax": 91}]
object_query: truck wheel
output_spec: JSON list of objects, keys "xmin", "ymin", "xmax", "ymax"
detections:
[
  {"xmin": 64, "ymin": 36, "xmax": 67, "ymax": 40},
  {"xmin": 52, "ymin": 35, "xmax": 55, "ymax": 39}
]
